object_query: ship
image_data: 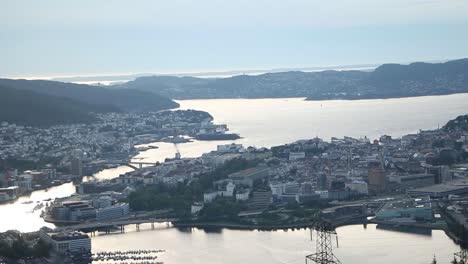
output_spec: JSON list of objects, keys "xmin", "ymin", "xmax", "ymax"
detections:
[
  {"xmin": 195, "ymin": 122, "xmax": 240, "ymax": 140},
  {"xmin": 195, "ymin": 133, "xmax": 240, "ymax": 141}
]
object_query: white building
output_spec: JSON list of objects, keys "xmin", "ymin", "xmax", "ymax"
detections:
[
  {"xmin": 270, "ymin": 183, "xmax": 284, "ymax": 196},
  {"xmin": 40, "ymin": 230, "xmax": 91, "ymax": 253},
  {"xmin": 41, "ymin": 168, "xmax": 57, "ymax": 180},
  {"xmin": 202, "ymin": 153, "xmax": 241, "ymax": 167},
  {"xmin": 96, "ymin": 203, "xmax": 129, "ymax": 221},
  {"xmin": 289, "ymin": 152, "xmax": 306, "ymax": 161},
  {"xmin": 191, "ymin": 203, "xmax": 204, "ymax": 214},
  {"xmin": 16, "ymin": 174, "xmax": 33, "ymax": 191},
  {"xmin": 0, "ymin": 186, "xmax": 17, "ymax": 200},
  {"xmin": 92, "ymin": 196, "xmax": 113, "ymax": 209},
  {"xmin": 283, "ymin": 182, "xmax": 301, "ymax": 194},
  {"xmin": 346, "ymin": 181, "xmax": 369, "ymax": 195},
  {"xmin": 219, "ymin": 182, "xmax": 236, "ymax": 197},
  {"xmin": 217, "ymin": 143, "xmax": 244, "ymax": 153},
  {"xmin": 315, "ymin": 190, "xmax": 329, "ymax": 199},
  {"xmin": 236, "ymin": 190, "xmax": 250, "ymax": 201},
  {"xmin": 203, "ymin": 191, "xmax": 219, "ymax": 203}
]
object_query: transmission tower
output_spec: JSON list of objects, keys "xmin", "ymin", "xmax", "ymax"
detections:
[
  {"xmin": 305, "ymin": 222, "xmax": 342, "ymax": 264},
  {"xmin": 455, "ymin": 247, "xmax": 468, "ymax": 264}
]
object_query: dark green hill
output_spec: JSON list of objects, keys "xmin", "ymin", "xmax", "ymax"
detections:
[
  {"xmin": 444, "ymin": 115, "xmax": 468, "ymax": 132},
  {"xmin": 0, "ymin": 86, "xmax": 100, "ymax": 126},
  {"xmin": 0, "ymin": 78, "xmax": 179, "ymax": 112}
]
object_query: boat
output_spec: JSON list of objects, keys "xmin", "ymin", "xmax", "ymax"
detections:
[
  {"xmin": 136, "ymin": 146, "xmax": 152, "ymax": 151},
  {"xmin": 51, "ymin": 180, "xmax": 62, "ymax": 186},
  {"xmin": 32, "ymin": 203, "xmax": 44, "ymax": 212},
  {"xmin": 195, "ymin": 133, "xmax": 240, "ymax": 141}
]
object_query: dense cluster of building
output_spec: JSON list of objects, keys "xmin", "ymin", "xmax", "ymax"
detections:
[
  {"xmin": 3, "ymin": 106, "xmax": 468, "ymax": 237},
  {"xmin": 51, "ymin": 124, "xmax": 468, "ymax": 225},
  {"xmin": 265, "ymin": 129, "xmax": 468, "ymax": 201},
  {"xmin": 0, "ymin": 109, "xmax": 212, "ymax": 168},
  {"xmin": 0, "ymin": 168, "xmax": 59, "ymax": 202},
  {"xmin": 0, "ymin": 109, "xmax": 229, "ymax": 202},
  {"xmin": 191, "ymin": 128, "xmax": 467, "ymax": 218}
]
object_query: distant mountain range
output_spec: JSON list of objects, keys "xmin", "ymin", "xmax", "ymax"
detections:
[
  {"xmin": 115, "ymin": 59, "xmax": 468, "ymax": 100},
  {"xmin": 1, "ymin": 58, "xmax": 467, "ymax": 126},
  {"xmin": 50, "ymin": 63, "xmax": 378, "ymax": 83},
  {"xmin": 0, "ymin": 79, "xmax": 179, "ymax": 126}
]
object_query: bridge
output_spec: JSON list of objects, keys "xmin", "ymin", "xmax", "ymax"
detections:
[
  {"xmin": 100, "ymin": 160, "xmax": 160, "ymax": 169},
  {"xmin": 55, "ymin": 217, "xmax": 178, "ymax": 234}
]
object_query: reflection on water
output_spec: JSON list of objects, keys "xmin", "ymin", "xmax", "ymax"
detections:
[
  {"xmin": 0, "ymin": 183, "xmax": 75, "ymax": 232},
  {"xmin": 178, "ymin": 95, "xmax": 468, "ymax": 145},
  {"xmin": 0, "ymin": 166, "xmax": 135, "ymax": 232},
  {"xmin": 83, "ymin": 166, "xmax": 134, "ymax": 182},
  {"xmin": 376, "ymin": 224, "xmax": 433, "ymax": 236},
  {"xmin": 91, "ymin": 224, "xmax": 459, "ymax": 264}
]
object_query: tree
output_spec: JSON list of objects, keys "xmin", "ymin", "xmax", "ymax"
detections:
[
  {"xmin": 199, "ymin": 198, "xmax": 244, "ymax": 222},
  {"xmin": 32, "ymin": 240, "xmax": 50, "ymax": 257}
]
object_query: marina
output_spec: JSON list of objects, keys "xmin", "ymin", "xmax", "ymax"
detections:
[{"xmin": 92, "ymin": 249, "xmax": 165, "ymax": 263}]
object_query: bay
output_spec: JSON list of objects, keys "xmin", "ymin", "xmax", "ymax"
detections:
[{"xmin": 2, "ymin": 94, "xmax": 468, "ymax": 263}]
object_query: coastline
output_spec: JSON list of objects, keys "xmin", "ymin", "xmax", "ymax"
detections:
[
  {"xmin": 173, "ymin": 221, "xmax": 314, "ymax": 231},
  {"xmin": 174, "ymin": 92, "xmax": 468, "ymax": 102},
  {"xmin": 170, "ymin": 217, "xmax": 466, "ymax": 246},
  {"xmin": 172, "ymin": 216, "xmax": 367, "ymax": 231},
  {"xmin": 304, "ymin": 92, "xmax": 468, "ymax": 102}
]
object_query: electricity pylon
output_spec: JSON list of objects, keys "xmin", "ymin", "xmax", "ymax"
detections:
[{"xmin": 306, "ymin": 221, "xmax": 342, "ymax": 264}]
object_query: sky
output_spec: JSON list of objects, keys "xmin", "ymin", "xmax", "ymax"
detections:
[{"xmin": 1, "ymin": 0, "xmax": 468, "ymax": 78}]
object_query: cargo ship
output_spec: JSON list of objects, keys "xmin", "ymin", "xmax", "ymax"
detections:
[
  {"xmin": 195, "ymin": 122, "xmax": 240, "ymax": 140},
  {"xmin": 195, "ymin": 133, "xmax": 240, "ymax": 141}
]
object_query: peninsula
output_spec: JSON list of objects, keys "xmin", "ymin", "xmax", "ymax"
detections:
[{"xmin": 115, "ymin": 59, "xmax": 468, "ymax": 101}]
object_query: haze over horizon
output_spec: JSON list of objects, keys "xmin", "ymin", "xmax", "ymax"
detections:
[{"xmin": 1, "ymin": 0, "xmax": 468, "ymax": 78}]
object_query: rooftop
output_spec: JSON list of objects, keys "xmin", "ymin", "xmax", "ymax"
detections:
[
  {"xmin": 408, "ymin": 181, "xmax": 468, "ymax": 194},
  {"xmin": 382, "ymin": 198, "xmax": 431, "ymax": 210},
  {"xmin": 50, "ymin": 231, "xmax": 89, "ymax": 241}
]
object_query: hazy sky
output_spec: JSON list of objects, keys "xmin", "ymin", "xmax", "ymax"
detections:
[{"xmin": 1, "ymin": 0, "xmax": 468, "ymax": 78}]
